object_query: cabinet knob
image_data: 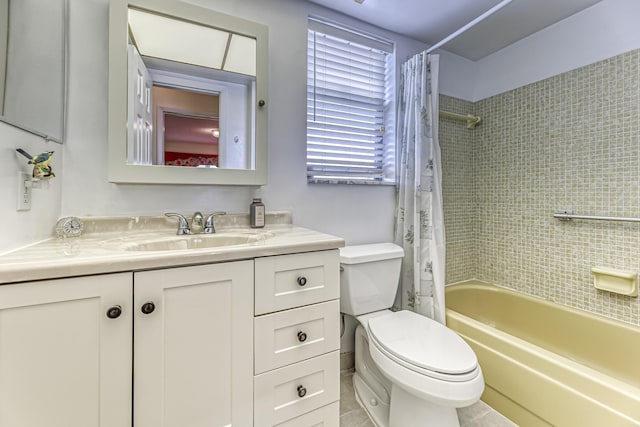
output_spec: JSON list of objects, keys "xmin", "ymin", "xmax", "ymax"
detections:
[
  {"xmin": 297, "ymin": 331, "xmax": 307, "ymax": 342},
  {"xmin": 296, "ymin": 276, "xmax": 307, "ymax": 287},
  {"xmin": 106, "ymin": 305, "xmax": 122, "ymax": 319},
  {"xmin": 141, "ymin": 301, "xmax": 156, "ymax": 314},
  {"xmin": 297, "ymin": 385, "xmax": 307, "ymax": 398}
]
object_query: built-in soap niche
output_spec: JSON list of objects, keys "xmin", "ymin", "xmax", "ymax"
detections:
[{"xmin": 592, "ymin": 267, "xmax": 638, "ymax": 297}]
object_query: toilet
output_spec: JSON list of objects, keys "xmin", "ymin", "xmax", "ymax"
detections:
[{"xmin": 340, "ymin": 243, "xmax": 484, "ymax": 427}]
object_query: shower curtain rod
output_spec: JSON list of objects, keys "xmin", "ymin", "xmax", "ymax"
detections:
[
  {"xmin": 439, "ymin": 110, "xmax": 481, "ymax": 129},
  {"xmin": 426, "ymin": 0, "xmax": 514, "ymax": 54}
]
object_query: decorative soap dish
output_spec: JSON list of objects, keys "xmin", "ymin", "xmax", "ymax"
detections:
[{"xmin": 591, "ymin": 267, "xmax": 638, "ymax": 297}]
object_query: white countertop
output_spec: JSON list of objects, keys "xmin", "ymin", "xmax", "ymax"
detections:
[{"xmin": 0, "ymin": 214, "xmax": 345, "ymax": 285}]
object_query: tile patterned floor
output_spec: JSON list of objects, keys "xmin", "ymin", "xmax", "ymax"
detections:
[{"xmin": 339, "ymin": 369, "xmax": 518, "ymax": 427}]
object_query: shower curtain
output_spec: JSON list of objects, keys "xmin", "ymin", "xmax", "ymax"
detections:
[{"xmin": 394, "ymin": 53, "xmax": 446, "ymax": 324}]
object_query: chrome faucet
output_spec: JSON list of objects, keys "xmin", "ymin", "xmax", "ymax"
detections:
[
  {"xmin": 165, "ymin": 211, "xmax": 226, "ymax": 235},
  {"xmin": 165, "ymin": 213, "xmax": 191, "ymax": 235},
  {"xmin": 191, "ymin": 212, "xmax": 204, "ymax": 234},
  {"xmin": 203, "ymin": 212, "xmax": 226, "ymax": 234}
]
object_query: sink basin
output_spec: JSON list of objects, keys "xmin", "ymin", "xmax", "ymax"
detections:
[{"xmin": 106, "ymin": 231, "xmax": 273, "ymax": 252}]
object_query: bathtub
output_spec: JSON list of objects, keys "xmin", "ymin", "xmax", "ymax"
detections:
[{"xmin": 445, "ymin": 280, "xmax": 640, "ymax": 427}]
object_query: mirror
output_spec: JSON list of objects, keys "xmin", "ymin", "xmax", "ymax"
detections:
[
  {"xmin": 0, "ymin": 0, "xmax": 67, "ymax": 143},
  {"xmin": 108, "ymin": 0, "xmax": 268, "ymax": 185}
]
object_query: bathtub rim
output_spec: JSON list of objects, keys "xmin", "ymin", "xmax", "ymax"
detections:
[{"xmin": 445, "ymin": 280, "xmax": 640, "ymax": 333}]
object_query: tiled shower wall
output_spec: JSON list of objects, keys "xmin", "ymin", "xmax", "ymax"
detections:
[
  {"xmin": 440, "ymin": 95, "xmax": 477, "ymax": 284},
  {"xmin": 440, "ymin": 49, "xmax": 640, "ymax": 326}
]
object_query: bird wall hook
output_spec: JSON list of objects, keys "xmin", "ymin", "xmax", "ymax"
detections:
[{"xmin": 16, "ymin": 148, "xmax": 56, "ymax": 179}]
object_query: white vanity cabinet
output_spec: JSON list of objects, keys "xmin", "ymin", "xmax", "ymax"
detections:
[
  {"xmin": 253, "ymin": 250, "xmax": 341, "ymax": 426},
  {"xmin": 133, "ymin": 260, "xmax": 254, "ymax": 427},
  {"xmin": 0, "ymin": 262, "xmax": 254, "ymax": 427},
  {"xmin": 0, "ymin": 244, "xmax": 342, "ymax": 427},
  {"xmin": 0, "ymin": 273, "xmax": 133, "ymax": 427}
]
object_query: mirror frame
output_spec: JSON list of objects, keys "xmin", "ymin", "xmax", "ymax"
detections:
[{"xmin": 108, "ymin": 0, "xmax": 268, "ymax": 185}]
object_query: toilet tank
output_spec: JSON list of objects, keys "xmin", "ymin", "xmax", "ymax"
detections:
[{"xmin": 339, "ymin": 243, "xmax": 404, "ymax": 316}]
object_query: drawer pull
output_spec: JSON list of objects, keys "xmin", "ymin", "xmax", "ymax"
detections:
[
  {"xmin": 296, "ymin": 276, "xmax": 308, "ymax": 287},
  {"xmin": 297, "ymin": 331, "xmax": 308, "ymax": 342},
  {"xmin": 106, "ymin": 305, "xmax": 122, "ymax": 319},
  {"xmin": 297, "ymin": 385, "xmax": 307, "ymax": 398},
  {"xmin": 141, "ymin": 301, "xmax": 156, "ymax": 315}
]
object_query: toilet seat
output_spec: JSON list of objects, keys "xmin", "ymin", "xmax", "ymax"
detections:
[{"xmin": 367, "ymin": 310, "xmax": 479, "ymax": 382}]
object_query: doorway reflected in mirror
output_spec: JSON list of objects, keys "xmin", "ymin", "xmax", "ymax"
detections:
[{"xmin": 162, "ymin": 112, "xmax": 219, "ymax": 168}]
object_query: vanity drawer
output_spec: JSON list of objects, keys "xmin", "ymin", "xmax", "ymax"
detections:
[
  {"xmin": 254, "ymin": 300, "xmax": 340, "ymax": 374},
  {"xmin": 255, "ymin": 250, "xmax": 340, "ymax": 315},
  {"xmin": 274, "ymin": 402, "xmax": 339, "ymax": 427},
  {"xmin": 254, "ymin": 351, "xmax": 339, "ymax": 427}
]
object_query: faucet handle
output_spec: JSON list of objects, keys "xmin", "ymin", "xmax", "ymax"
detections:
[
  {"xmin": 203, "ymin": 212, "xmax": 226, "ymax": 234},
  {"xmin": 165, "ymin": 213, "xmax": 191, "ymax": 235}
]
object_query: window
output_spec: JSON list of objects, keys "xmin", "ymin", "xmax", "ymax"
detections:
[{"xmin": 307, "ymin": 18, "xmax": 395, "ymax": 184}]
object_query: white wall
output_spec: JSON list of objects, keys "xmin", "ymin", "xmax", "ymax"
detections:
[
  {"xmin": 0, "ymin": 124, "xmax": 63, "ymax": 253},
  {"xmin": 0, "ymin": 0, "xmax": 476, "ymax": 253},
  {"xmin": 4, "ymin": 0, "xmax": 637, "ymax": 253},
  {"xmin": 178, "ymin": 0, "xmax": 477, "ymax": 238},
  {"xmin": 473, "ymin": 0, "xmax": 640, "ymax": 100}
]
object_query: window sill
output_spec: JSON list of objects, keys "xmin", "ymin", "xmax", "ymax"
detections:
[{"xmin": 307, "ymin": 178, "xmax": 396, "ymax": 186}]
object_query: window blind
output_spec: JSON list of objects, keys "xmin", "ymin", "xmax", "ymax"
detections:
[{"xmin": 307, "ymin": 22, "xmax": 393, "ymax": 184}]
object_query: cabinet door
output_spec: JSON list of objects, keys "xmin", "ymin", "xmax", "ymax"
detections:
[
  {"xmin": 0, "ymin": 273, "xmax": 132, "ymax": 427},
  {"xmin": 134, "ymin": 261, "xmax": 254, "ymax": 427}
]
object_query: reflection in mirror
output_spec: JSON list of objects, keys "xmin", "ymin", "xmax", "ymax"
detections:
[
  {"xmin": 163, "ymin": 112, "xmax": 219, "ymax": 168},
  {"xmin": 127, "ymin": 7, "xmax": 256, "ymax": 170},
  {"xmin": 0, "ymin": 0, "xmax": 67, "ymax": 142},
  {"xmin": 154, "ymin": 86, "xmax": 219, "ymax": 167},
  {"xmin": 108, "ymin": 0, "xmax": 268, "ymax": 185}
]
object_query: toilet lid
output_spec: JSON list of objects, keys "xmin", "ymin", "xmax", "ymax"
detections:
[{"xmin": 368, "ymin": 310, "xmax": 477, "ymax": 375}]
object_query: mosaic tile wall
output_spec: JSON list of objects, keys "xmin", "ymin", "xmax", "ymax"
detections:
[
  {"xmin": 440, "ymin": 49, "xmax": 640, "ymax": 326},
  {"xmin": 440, "ymin": 95, "xmax": 477, "ymax": 284}
]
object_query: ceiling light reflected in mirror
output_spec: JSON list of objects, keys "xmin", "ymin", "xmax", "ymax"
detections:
[
  {"xmin": 127, "ymin": 8, "xmax": 257, "ymax": 76},
  {"xmin": 224, "ymin": 34, "xmax": 256, "ymax": 75}
]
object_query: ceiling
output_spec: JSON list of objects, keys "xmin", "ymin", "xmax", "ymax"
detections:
[{"xmin": 307, "ymin": 0, "xmax": 603, "ymax": 61}]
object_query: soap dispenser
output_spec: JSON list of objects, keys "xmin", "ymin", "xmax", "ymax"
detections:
[{"xmin": 250, "ymin": 198, "xmax": 265, "ymax": 228}]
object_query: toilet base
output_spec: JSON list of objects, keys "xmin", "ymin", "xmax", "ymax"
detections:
[
  {"xmin": 389, "ymin": 383, "xmax": 460, "ymax": 427},
  {"xmin": 354, "ymin": 371, "xmax": 462, "ymax": 427},
  {"xmin": 353, "ymin": 323, "xmax": 391, "ymax": 426},
  {"xmin": 353, "ymin": 372, "xmax": 389, "ymax": 427}
]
